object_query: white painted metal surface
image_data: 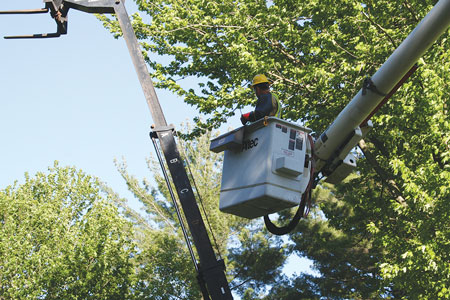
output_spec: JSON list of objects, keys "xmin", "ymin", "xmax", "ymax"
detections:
[{"xmin": 217, "ymin": 118, "xmax": 312, "ymax": 219}]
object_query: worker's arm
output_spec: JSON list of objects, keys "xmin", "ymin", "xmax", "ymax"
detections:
[
  {"xmin": 249, "ymin": 93, "xmax": 273, "ymax": 121},
  {"xmin": 241, "ymin": 93, "xmax": 273, "ymax": 125}
]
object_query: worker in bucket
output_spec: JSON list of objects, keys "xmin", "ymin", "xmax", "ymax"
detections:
[{"xmin": 240, "ymin": 74, "xmax": 282, "ymax": 125}]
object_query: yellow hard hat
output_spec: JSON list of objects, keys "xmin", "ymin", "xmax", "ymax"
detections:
[{"xmin": 251, "ymin": 74, "xmax": 271, "ymax": 87}]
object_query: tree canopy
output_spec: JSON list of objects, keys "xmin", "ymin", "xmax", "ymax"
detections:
[
  {"xmin": 0, "ymin": 133, "xmax": 297, "ymax": 299},
  {"xmin": 100, "ymin": 0, "xmax": 449, "ymax": 298},
  {"xmin": 0, "ymin": 163, "xmax": 135, "ymax": 299}
]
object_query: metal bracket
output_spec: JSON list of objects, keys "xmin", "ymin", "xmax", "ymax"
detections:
[
  {"xmin": 362, "ymin": 76, "xmax": 387, "ymax": 97},
  {"xmin": 149, "ymin": 124, "xmax": 176, "ymax": 139}
]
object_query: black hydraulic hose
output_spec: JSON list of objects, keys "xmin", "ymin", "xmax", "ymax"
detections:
[
  {"xmin": 179, "ymin": 142, "xmax": 223, "ymax": 261},
  {"xmin": 264, "ymin": 192, "xmax": 308, "ymax": 236},
  {"xmin": 151, "ymin": 136, "xmax": 199, "ymax": 272}
]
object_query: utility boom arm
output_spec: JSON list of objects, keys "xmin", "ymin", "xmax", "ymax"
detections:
[
  {"xmin": 1, "ymin": 1, "xmax": 233, "ymax": 299},
  {"xmin": 314, "ymin": 0, "xmax": 450, "ymax": 183}
]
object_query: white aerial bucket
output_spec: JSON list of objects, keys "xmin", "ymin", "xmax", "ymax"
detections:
[{"xmin": 210, "ymin": 117, "xmax": 313, "ymax": 219}]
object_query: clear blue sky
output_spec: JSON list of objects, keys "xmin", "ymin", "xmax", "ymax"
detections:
[{"xmin": 0, "ymin": 0, "xmax": 314, "ymax": 280}]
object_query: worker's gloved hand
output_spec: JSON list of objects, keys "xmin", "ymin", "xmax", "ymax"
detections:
[{"xmin": 240, "ymin": 113, "xmax": 251, "ymax": 125}]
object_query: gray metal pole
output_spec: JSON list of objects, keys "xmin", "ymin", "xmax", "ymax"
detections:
[
  {"xmin": 112, "ymin": 2, "xmax": 233, "ymax": 298},
  {"xmin": 113, "ymin": 0, "xmax": 167, "ymax": 127},
  {"xmin": 314, "ymin": 0, "xmax": 450, "ymax": 163}
]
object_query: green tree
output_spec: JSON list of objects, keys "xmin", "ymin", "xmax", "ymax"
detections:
[
  {"xmin": 0, "ymin": 163, "xmax": 136, "ymax": 300},
  {"xmin": 101, "ymin": 0, "xmax": 449, "ymax": 298},
  {"xmin": 107, "ymin": 128, "xmax": 288, "ymax": 299}
]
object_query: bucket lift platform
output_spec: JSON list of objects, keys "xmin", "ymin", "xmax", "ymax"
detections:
[{"xmin": 211, "ymin": 117, "xmax": 313, "ymax": 219}]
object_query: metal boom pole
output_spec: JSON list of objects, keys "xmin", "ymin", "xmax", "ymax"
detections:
[
  {"xmin": 314, "ymin": 0, "xmax": 450, "ymax": 171},
  {"xmin": 111, "ymin": 2, "xmax": 233, "ymax": 299}
]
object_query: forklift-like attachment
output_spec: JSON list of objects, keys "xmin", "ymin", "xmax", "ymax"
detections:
[
  {"xmin": 0, "ymin": 1, "xmax": 67, "ymax": 39},
  {"xmin": 4, "ymin": 32, "xmax": 64, "ymax": 39},
  {"xmin": 0, "ymin": 0, "xmax": 115, "ymax": 39},
  {"xmin": 0, "ymin": 8, "xmax": 49, "ymax": 14}
]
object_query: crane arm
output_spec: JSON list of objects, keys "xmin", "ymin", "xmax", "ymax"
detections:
[{"xmin": 315, "ymin": 0, "xmax": 450, "ymax": 181}]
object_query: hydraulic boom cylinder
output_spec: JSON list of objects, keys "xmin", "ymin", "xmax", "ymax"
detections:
[{"xmin": 314, "ymin": 0, "xmax": 450, "ymax": 167}]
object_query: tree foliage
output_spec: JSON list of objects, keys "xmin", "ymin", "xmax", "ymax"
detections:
[
  {"xmin": 99, "ymin": 0, "xmax": 447, "ymax": 135},
  {"xmin": 0, "ymin": 135, "xmax": 290, "ymax": 300},
  {"xmin": 0, "ymin": 163, "xmax": 135, "ymax": 299},
  {"xmin": 100, "ymin": 0, "xmax": 449, "ymax": 298}
]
